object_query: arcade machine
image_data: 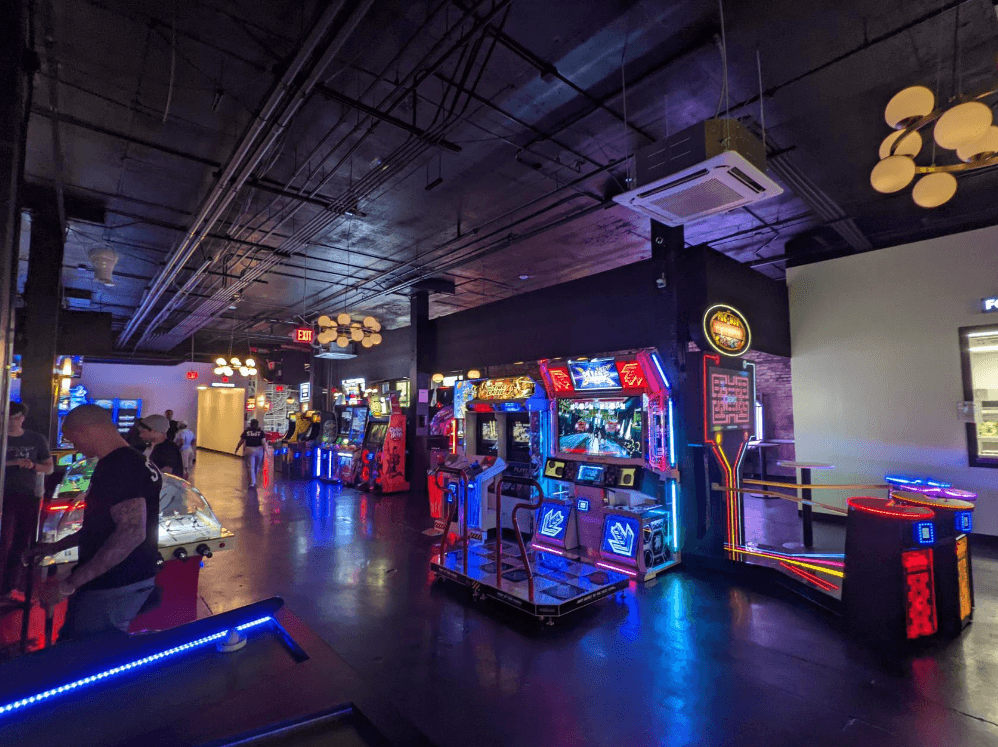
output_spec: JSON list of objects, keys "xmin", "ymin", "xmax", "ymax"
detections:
[
  {"xmin": 114, "ymin": 398, "xmax": 142, "ymax": 437},
  {"xmin": 463, "ymin": 376, "xmax": 548, "ymax": 532},
  {"xmin": 535, "ymin": 350, "xmax": 680, "ymax": 581},
  {"xmin": 55, "ymin": 384, "xmax": 90, "ymax": 448},
  {"xmin": 275, "ymin": 411, "xmax": 298, "ymax": 476},
  {"xmin": 283, "ymin": 410, "xmax": 315, "ymax": 479},
  {"xmin": 40, "ymin": 467, "xmax": 235, "ymax": 632},
  {"xmin": 312, "ymin": 409, "xmax": 341, "ymax": 482},
  {"xmin": 429, "ymin": 457, "xmax": 630, "ymax": 623},
  {"xmin": 355, "ymin": 392, "xmax": 409, "ymax": 494},
  {"xmin": 332, "ymin": 403, "xmax": 370, "ymax": 485}
]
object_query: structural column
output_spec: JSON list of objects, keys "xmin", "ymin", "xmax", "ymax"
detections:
[
  {"xmin": 408, "ymin": 290, "xmax": 432, "ymax": 498},
  {"xmin": 0, "ymin": 0, "xmax": 33, "ymax": 519},
  {"xmin": 19, "ymin": 195, "xmax": 64, "ymax": 444}
]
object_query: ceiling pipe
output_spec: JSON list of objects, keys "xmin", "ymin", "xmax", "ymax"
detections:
[{"xmin": 118, "ymin": 0, "xmax": 371, "ymax": 349}]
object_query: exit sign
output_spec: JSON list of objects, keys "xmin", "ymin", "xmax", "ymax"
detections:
[
  {"xmin": 186, "ymin": 370, "xmax": 199, "ymax": 380},
  {"xmin": 293, "ymin": 327, "xmax": 314, "ymax": 343},
  {"xmin": 983, "ymin": 297, "xmax": 998, "ymax": 313}
]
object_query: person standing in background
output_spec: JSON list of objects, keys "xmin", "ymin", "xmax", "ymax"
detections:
[
  {"xmin": 174, "ymin": 421, "xmax": 196, "ymax": 480},
  {"xmin": 164, "ymin": 410, "xmax": 178, "ymax": 443},
  {"xmin": 138, "ymin": 415, "xmax": 184, "ymax": 477},
  {"xmin": 235, "ymin": 419, "xmax": 266, "ymax": 488},
  {"xmin": 1, "ymin": 402, "xmax": 54, "ymax": 597}
]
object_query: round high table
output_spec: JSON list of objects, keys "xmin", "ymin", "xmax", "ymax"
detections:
[{"xmin": 776, "ymin": 460, "xmax": 834, "ymax": 548}]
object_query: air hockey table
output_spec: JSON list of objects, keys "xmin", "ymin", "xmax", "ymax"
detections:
[{"xmin": 0, "ymin": 598, "xmax": 434, "ymax": 747}]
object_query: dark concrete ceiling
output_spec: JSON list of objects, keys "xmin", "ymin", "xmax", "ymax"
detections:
[{"xmin": 20, "ymin": 0, "xmax": 998, "ymax": 352}]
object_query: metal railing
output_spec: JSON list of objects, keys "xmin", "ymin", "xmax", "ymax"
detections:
[{"xmin": 496, "ymin": 476, "xmax": 545, "ymax": 603}]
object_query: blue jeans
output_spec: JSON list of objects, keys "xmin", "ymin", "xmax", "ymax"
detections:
[{"xmin": 60, "ymin": 578, "xmax": 156, "ymax": 641}]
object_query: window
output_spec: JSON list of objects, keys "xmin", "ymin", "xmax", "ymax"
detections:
[{"xmin": 960, "ymin": 325, "xmax": 998, "ymax": 467}]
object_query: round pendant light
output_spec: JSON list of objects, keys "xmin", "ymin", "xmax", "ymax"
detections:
[
  {"xmin": 933, "ymin": 101, "xmax": 993, "ymax": 150},
  {"xmin": 336, "ymin": 312, "xmax": 351, "ymax": 326},
  {"xmin": 371, "ymin": 333, "xmax": 382, "ymax": 345},
  {"xmin": 350, "ymin": 327, "xmax": 364, "ymax": 342},
  {"xmin": 317, "ymin": 315, "xmax": 332, "ymax": 328},
  {"xmin": 884, "ymin": 86, "xmax": 935, "ymax": 129},
  {"xmin": 956, "ymin": 125, "xmax": 998, "ymax": 162},
  {"xmin": 878, "ymin": 130, "xmax": 922, "ymax": 159},
  {"xmin": 912, "ymin": 172, "xmax": 957, "ymax": 208},
  {"xmin": 214, "ymin": 357, "xmax": 226, "ymax": 366},
  {"xmin": 336, "ymin": 336, "xmax": 349, "ymax": 348},
  {"xmin": 432, "ymin": 373, "xmax": 444, "ymax": 383},
  {"xmin": 361, "ymin": 336, "xmax": 374, "ymax": 348},
  {"xmin": 870, "ymin": 155, "xmax": 916, "ymax": 193},
  {"xmin": 467, "ymin": 369, "xmax": 481, "ymax": 379}
]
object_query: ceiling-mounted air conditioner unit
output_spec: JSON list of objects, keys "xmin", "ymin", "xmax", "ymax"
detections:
[{"xmin": 612, "ymin": 118, "xmax": 783, "ymax": 226}]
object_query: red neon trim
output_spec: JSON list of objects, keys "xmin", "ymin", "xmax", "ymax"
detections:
[
  {"xmin": 779, "ymin": 561, "xmax": 838, "ymax": 592},
  {"xmin": 903, "ymin": 548, "xmax": 938, "ymax": 639},
  {"xmin": 46, "ymin": 502, "xmax": 81, "ymax": 512},
  {"xmin": 848, "ymin": 496, "xmax": 935, "ymax": 520}
]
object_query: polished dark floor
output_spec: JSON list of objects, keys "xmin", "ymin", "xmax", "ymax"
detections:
[{"xmin": 193, "ymin": 451, "xmax": 998, "ymax": 747}]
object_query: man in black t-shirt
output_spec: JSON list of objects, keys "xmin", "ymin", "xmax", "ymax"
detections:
[
  {"xmin": 236, "ymin": 419, "xmax": 266, "ymax": 488},
  {"xmin": 26, "ymin": 405, "xmax": 160, "ymax": 639},
  {"xmin": 164, "ymin": 409, "xmax": 178, "ymax": 442},
  {"xmin": 1, "ymin": 402, "xmax": 53, "ymax": 596},
  {"xmin": 139, "ymin": 414, "xmax": 185, "ymax": 477}
]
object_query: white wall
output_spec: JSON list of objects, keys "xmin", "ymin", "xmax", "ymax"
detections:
[
  {"xmin": 196, "ymin": 387, "xmax": 246, "ymax": 453},
  {"xmin": 788, "ymin": 224, "xmax": 998, "ymax": 535},
  {"xmin": 79, "ymin": 362, "xmax": 215, "ymax": 431}
]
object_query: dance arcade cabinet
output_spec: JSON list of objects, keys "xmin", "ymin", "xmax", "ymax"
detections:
[
  {"xmin": 536, "ymin": 350, "xmax": 680, "ymax": 580},
  {"xmin": 889, "ymin": 489, "xmax": 976, "ymax": 638},
  {"xmin": 431, "ymin": 453, "xmax": 507, "ymax": 540},
  {"xmin": 842, "ymin": 497, "xmax": 942, "ymax": 644},
  {"xmin": 332, "ymin": 404, "xmax": 369, "ymax": 485},
  {"xmin": 41, "ymin": 470, "xmax": 234, "ymax": 633},
  {"xmin": 463, "ymin": 376, "xmax": 549, "ymax": 532},
  {"xmin": 356, "ymin": 393, "xmax": 409, "ymax": 494}
]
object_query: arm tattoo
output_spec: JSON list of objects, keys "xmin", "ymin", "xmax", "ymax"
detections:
[{"xmin": 70, "ymin": 498, "xmax": 148, "ymax": 589}]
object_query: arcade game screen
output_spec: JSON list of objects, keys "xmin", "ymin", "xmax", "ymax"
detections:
[
  {"xmin": 364, "ymin": 422, "xmax": 388, "ymax": 448},
  {"xmin": 706, "ymin": 365, "xmax": 752, "ymax": 432},
  {"xmin": 478, "ymin": 415, "xmax": 498, "ymax": 455},
  {"xmin": 558, "ymin": 397, "xmax": 644, "ymax": 459},
  {"xmin": 506, "ymin": 415, "xmax": 531, "ymax": 462},
  {"xmin": 347, "ymin": 407, "xmax": 369, "ymax": 442}
]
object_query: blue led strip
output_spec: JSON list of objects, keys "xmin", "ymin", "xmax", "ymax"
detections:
[
  {"xmin": 650, "ymin": 352, "xmax": 671, "ymax": 388},
  {"xmin": 669, "ymin": 481, "xmax": 679, "ymax": 551},
  {"xmin": 667, "ymin": 398, "xmax": 676, "ymax": 467},
  {"xmin": 0, "ymin": 616, "xmax": 273, "ymax": 719}
]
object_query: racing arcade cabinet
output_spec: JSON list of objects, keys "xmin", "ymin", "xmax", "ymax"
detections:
[{"xmin": 536, "ymin": 350, "xmax": 680, "ymax": 581}]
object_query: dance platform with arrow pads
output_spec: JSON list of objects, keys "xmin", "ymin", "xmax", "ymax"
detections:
[{"xmin": 431, "ymin": 539, "xmax": 629, "ymax": 621}]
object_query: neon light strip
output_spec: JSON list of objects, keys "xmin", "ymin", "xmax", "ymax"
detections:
[
  {"xmin": 670, "ymin": 481, "xmax": 679, "ymax": 552},
  {"xmin": 650, "ymin": 352, "xmax": 671, "ymax": 388},
  {"xmin": 667, "ymin": 398, "xmax": 676, "ymax": 467},
  {"xmin": 533, "ymin": 544, "xmax": 565, "ymax": 557},
  {"xmin": 740, "ymin": 546, "xmax": 846, "ymax": 567},
  {"xmin": 0, "ymin": 616, "xmax": 274, "ymax": 719},
  {"xmin": 725, "ymin": 545, "xmax": 845, "ymax": 578},
  {"xmin": 596, "ymin": 561, "xmax": 638, "ymax": 578},
  {"xmin": 779, "ymin": 561, "xmax": 838, "ymax": 592},
  {"xmin": 967, "ymin": 330, "xmax": 998, "ymax": 337}
]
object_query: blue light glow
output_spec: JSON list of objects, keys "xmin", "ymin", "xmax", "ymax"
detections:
[
  {"xmin": 0, "ymin": 617, "xmax": 273, "ymax": 719},
  {"xmin": 650, "ymin": 352, "xmax": 671, "ymax": 388},
  {"xmin": 956, "ymin": 511, "xmax": 973, "ymax": 533},
  {"xmin": 538, "ymin": 503, "xmax": 571, "ymax": 541},
  {"xmin": 914, "ymin": 521, "xmax": 935, "ymax": 546},
  {"xmin": 885, "ymin": 474, "xmax": 953, "ymax": 488},
  {"xmin": 670, "ymin": 481, "xmax": 678, "ymax": 551},
  {"xmin": 576, "ymin": 498, "xmax": 590, "ymax": 512},
  {"xmin": 601, "ymin": 515, "xmax": 639, "ymax": 559}
]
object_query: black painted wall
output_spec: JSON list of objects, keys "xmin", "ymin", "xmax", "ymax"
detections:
[{"xmin": 330, "ymin": 243, "xmax": 790, "ymax": 381}]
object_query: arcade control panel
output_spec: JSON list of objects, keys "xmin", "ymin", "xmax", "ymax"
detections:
[{"xmin": 544, "ymin": 457, "xmax": 645, "ymax": 491}]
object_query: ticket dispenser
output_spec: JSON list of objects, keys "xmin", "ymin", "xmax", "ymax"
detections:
[
  {"xmin": 842, "ymin": 497, "xmax": 939, "ymax": 644},
  {"xmin": 890, "ymin": 489, "xmax": 976, "ymax": 638}
]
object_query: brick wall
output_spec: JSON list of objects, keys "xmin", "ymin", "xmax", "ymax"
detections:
[{"xmin": 744, "ymin": 349, "xmax": 796, "ymax": 476}]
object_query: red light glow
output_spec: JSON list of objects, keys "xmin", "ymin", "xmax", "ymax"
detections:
[
  {"xmin": 903, "ymin": 549, "xmax": 938, "ymax": 639},
  {"xmin": 848, "ymin": 497, "xmax": 934, "ymax": 521}
]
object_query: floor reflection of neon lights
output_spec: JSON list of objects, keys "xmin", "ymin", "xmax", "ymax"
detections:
[
  {"xmin": 725, "ymin": 545, "xmax": 845, "ymax": 578},
  {"xmin": 779, "ymin": 562, "xmax": 838, "ymax": 592}
]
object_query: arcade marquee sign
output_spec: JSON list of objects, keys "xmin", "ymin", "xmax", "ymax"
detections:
[
  {"xmin": 702, "ymin": 304, "xmax": 751, "ymax": 357},
  {"xmin": 473, "ymin": 376, "xmax": 535, "ymax": 401}
]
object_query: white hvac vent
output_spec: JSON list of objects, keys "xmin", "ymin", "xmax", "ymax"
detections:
[{"xmin": 613, "ymin": 150, "xmax": 783, "ymax": 226}]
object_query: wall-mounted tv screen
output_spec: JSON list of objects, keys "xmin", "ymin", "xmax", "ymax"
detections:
[{"xmin": 557, "ymin": 397, "xmax": 643, "ymax": 459}]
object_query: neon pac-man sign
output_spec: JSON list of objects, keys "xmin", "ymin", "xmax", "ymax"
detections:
[{"xmin": 703, "ymin": 304, "xmax": 751, "ymax": 357}]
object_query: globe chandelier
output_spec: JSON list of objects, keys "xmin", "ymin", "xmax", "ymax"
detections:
[
  {"xmin": 316, "ymin": 313, "xmax": 383, "ymax": 349},
  {"xmin": 872, "ymin": 83, "xmax": 998, "ymax": 208},
  {"xmin": 214, "ymin": 356, "xmax": 257, "ymax": 377}
]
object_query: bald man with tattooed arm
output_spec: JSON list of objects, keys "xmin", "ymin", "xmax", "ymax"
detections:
[{"xmin": 26, "ymin": 405, "xmax": 162, "ymax": 640}]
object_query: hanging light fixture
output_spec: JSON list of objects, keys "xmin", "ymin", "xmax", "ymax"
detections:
[
  {"xmin": 467, "ymin": 369, "xmax": 481, "ymax": 379},
  {"xmin": 211, "ymin": 356, "xmax": 255, "ymax": 378},
  {"xmin": 874, "ymin": 73, "xmax": 998, "ymax": 208},
  {"xmin": 432, "ymin": 373, "xmax": 444, "ymax": 383},
  {"xmin": 316, "ymin": 313, "xmax": 385, "ymax": 352}
]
